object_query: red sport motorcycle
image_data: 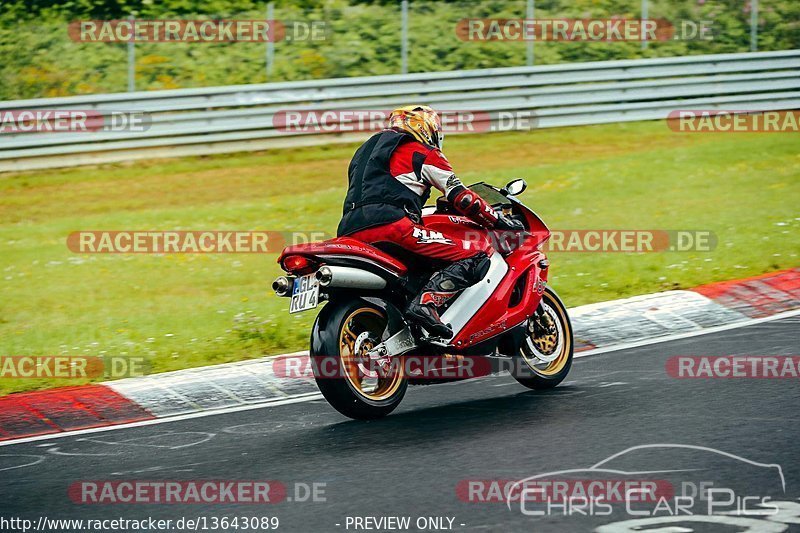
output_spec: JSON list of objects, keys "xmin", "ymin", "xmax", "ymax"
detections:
[{"xmin": 273, "ymin": 179, "xmax": 573, "ymax": 419}]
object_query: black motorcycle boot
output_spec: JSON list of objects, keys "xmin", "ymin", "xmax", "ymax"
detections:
[
  {"xmin": 405, "ymin": 253, "xmax": 491, "ymax": 340},
  {"xmin": 406, "ymin": 300, "xmax": 454, "ymax": 339}
]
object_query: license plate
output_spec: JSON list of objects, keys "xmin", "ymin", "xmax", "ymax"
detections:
[{"xmin": 289, "ymin": 273, "xmax": 319, "ymax": 314}]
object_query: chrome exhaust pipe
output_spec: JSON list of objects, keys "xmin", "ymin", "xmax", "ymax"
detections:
[
  {"xmin": 272, "ymin": 276, "xmax": 292, "ymax": 296},
  {"xmin": 315, "ymin": 266, "xmax": 386, "ymax": 290}
]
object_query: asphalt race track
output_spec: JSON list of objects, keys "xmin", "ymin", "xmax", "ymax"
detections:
[{"xmin": 3, "ymin": 317, "xmax": 799, "ymax": 533}]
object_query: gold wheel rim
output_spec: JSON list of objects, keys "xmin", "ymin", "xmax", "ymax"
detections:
[
  {"xmin": 524, "ymin": 294, "xmax": 572, "ymax": 377},
  {"xmin": 339, "ymin": 307, "xmax": 403, "ymax": 401}
]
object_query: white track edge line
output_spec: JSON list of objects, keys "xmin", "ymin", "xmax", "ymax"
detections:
[
  {"xmin": 0, "ymin": 392, "xmax": 323, "ymax": 448},
  {"xmin": 1, "ymin": 308, "xmax": 798, "ymax": 448}
]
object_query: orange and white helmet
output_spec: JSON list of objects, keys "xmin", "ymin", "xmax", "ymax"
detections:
[{"xmin": 388, "ymin": 105, "xmax": 444, "ymax": 150}]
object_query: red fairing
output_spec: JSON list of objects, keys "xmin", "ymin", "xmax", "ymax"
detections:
[
  {"xmin": 421, "ymin": 212, "xmax": 548, "ymax": 347},
  {"xmin": 278, "ymin": 237, "xmax": 408, "ymax": 276},
  {"xmin": 521, "ymin": 205, "xmax": 551, "ymax": 250},
  {"xmin": 451, "ymin": 246, "xmax": 548, "ymax": 348},
  {"xmin": 421, "ymin": 214, "xmax": 495, "ymax": 255},
  {"xmin": 422, "ymin": 213, "xmax": 482, "ymax": 230}
]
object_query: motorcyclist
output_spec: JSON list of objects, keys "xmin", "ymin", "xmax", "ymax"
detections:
[{"xmin": 337, "ymin": 105, "xmax": 523, "ymax": 339}]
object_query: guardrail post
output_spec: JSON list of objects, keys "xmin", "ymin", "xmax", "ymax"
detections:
[
  {"xmin": 266, "ymin": 3, "xmax": 275, "ymax": 78},
  {"xmin": 526, "ymin": 0, "xmax": 534, "ymax": 66},
  {"xmin": 401, "ymin": 0, "xmax": 409, "ymax": 74},
  {"xmin": 641, "ymin": 0, "xmax": 648, "ymax": 50},
  {"xmin": 127, "ymin": 14, "xmax": 136, "ymax": 92},
  {"xmin": 750, "ymin": 0, "xmax": 758, "ymax": 52}
]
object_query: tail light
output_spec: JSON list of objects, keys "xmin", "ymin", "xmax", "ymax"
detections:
[{"xmin": 281, "ymin": 254, "xmax": 317, "ymax": 274}]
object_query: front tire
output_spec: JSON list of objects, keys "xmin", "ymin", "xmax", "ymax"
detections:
[
  {"xmin": 310, "ymin": 299, "xmax": 407, "ymax": 419},
  {"xmin": 512, "ymin": 287, "xmax": 573, "ymax": 390}
]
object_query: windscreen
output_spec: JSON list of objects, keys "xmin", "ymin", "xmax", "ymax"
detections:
[{"xmin": 467, "ymin": 182, "xmax": 508, "ymax": 205}]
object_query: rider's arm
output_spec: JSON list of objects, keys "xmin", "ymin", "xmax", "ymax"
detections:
[{"xmin": 420, "ymin": 149, "xmax": 499, "ymax": 228}]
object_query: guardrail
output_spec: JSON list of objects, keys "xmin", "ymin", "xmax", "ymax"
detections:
[{"xmin": 1, "ymin": 50, "xmax": 798, "ymax": 172}]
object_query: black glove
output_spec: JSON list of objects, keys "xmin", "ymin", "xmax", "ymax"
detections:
[{"xmin": 495, "ymin": 213, "xmax": 524, "ymax": 231}]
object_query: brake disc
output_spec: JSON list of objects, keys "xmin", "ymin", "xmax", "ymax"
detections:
[{"xmin": 524, "ymin": 304, "xmax": 562, "ymax": 364}]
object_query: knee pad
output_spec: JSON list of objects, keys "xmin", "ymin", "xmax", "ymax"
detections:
[
  {"xmin": 464, "ymin": 252, "xmax": 490, "ymax": 284},
  {"xmin": 435, "ymin": 252, "xmax": 490, "ymax": 288}
]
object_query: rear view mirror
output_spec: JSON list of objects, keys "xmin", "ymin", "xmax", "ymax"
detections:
[{"xmin": 504, "ymin": 179, "xmax": 527, "ymax": 196}]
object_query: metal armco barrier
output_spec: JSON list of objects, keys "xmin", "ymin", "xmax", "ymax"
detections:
[{"xmin": 1, "ymin": 50, "xmax": 798, "ymax": 172}]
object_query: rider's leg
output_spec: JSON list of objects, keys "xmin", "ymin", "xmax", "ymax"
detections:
[
  {"xmin": 349, "ymin": 217, "xmax": 494, "ymax": 338},
  {"xmin": 405, "ymin": 252, "xmax": 490, "ymax": 338}
]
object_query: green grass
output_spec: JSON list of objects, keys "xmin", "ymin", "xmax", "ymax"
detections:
[{"xmin": 0, "ymin": 121, "xmax": 798, "ymax": 395}]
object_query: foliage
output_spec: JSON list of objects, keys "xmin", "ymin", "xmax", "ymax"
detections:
[{"xmin": 1, "ymin": 0, "xmax": 798, "ymax": 99}]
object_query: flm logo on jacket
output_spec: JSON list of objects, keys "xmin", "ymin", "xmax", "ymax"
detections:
[{"xmin": 413, "ymin": 227, "xmax": 454, "ymax": 245}]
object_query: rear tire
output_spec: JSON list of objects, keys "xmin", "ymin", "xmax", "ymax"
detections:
[
  {"xmin": 512, "ymin": 287, "xmax": 573, "ymax": 390},
  {"xmin": 310, "ymin": 299, "xmax": 407, "ymax": 420}
]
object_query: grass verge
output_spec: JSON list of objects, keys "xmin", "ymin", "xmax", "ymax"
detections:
[{"xmin": 0, "ymin": 120, "xmax": 797, "ymax": 395}]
